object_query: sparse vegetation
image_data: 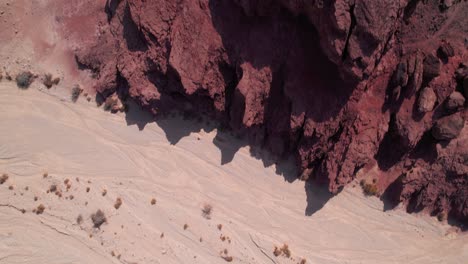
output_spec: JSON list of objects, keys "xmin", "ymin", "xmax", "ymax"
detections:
[
  {"xmin": 71, "ymin": 84, "xmax": 83, "ymax": 102},
  {"xmin": 42, "ymin": 74, "xmax": 60, "ymax": 88},
  {"xmin": 102, "ymin": 189, "xmax": 107, "ymax": 196},
  {"xmin": 361, "ymin": 181, "xmax": 379, "ymax": 196},
  {"xmin": 160, "ymin": 232, "xmax": 164, "ymax": 238},
  {"xmin": 21, "ymin": 209, "xmax": 26, "ymax": 214},
  {"xmin": 274, "ymin": 244, "xmax": 291, "ymax": 258},
  {"xmin": 15, "ymin": 71, "xmax": 34, "ymax": 89},
  {"xmin": 202, "ymin": 203, "xmax": 213, "ymax": 219},
  {"xmin": 217, "ymin": 224, "xmax": 223, "ymax": 230},
  {"xmin": 437, "ymin": 212, "xmax": 447, "ymax": 222},
  {"xmin": 151, "ymin": 198, "xmax": 156, "ymax": 205},
  {"xmin": 0, "ymin": 174, "xmax": 9, "ymax": 184},
  {"xmin": 86, "ymin": 187, "xmax": 90, "ymax": 193},
  {"xmin": 34, "ymin": 196, "xmax": 38, "ymax": 201},
  {"xmin": 91, "ymin": 209, "xmax": 107, "ymax": 228},
  {"xmin": 77, "ymin": 214, "xmax": 83, "ymax": 224},
  {"xmin": 36, "ymin": 204, "xmax": 46, "ymax": 215},
  {"xmin": 299, "ymin": 258, "xmax": 307, "ymax": 264},
  {"xmin": 8, "ymin": 185, "xmax": 14, "ymax": 190},
  {"xmin": 183, "ymin": 223, "xmax": 189, "ymax": 230},
  {"xmin": 114, "ymin": 197, "xmax": 122, "ymax": 209},
  {"xmin": 49, "ymin": 184, "xmax": 57, "ymax": 193},
  {"xmin": 43, "ymin": 172, "xmax": 48, "ymax": 178}
]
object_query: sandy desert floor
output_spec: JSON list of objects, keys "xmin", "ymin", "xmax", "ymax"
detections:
[{"xmin": 0, "ymin": 81, "xmax": 467, "ymax": 264}]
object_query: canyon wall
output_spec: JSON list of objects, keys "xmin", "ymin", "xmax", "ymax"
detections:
[{"xmin": 74, "ymin": 0, "xmax": 468, "ymax": 223}]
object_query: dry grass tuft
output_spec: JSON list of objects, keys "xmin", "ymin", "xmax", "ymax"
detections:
[
  {"xmin": 91, "ymin": 209, "xmax": 107, "ymax": 228},
  {"xmin": 114, "ymin": 198, "xmax": 122, "ymax": 209},
  {"xmin": 202, "ymin": 203, "xmax": 213, "ymax": 219},
  {"xmin": 0, "ymin": 174, "xmax": 8, "ymax": 184},
  {"xmin": 36, "ymin": 204, "xmax": 46, "ymax": 215},
  {"xmin": 151, "ymin": 198, "xmax": 157, "ymax": 205}
]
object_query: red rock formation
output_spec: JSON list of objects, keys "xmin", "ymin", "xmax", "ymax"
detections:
[{"xmin": 73, "ymin": 0, "xmax": 467, "ymax": 224}]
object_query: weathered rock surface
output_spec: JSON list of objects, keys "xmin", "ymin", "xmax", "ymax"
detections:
[
  {"xmin": 432, "ymin": 114, "xmax": 465, "ymax": 140},
  {"xmin": 73, "ymin": 0, "xmax": 468, "ymax": 224},
  {"xmin": 446, "ymin": 91, "xmax": 466, "ymax": 111},
  {"xmin": 418, "ymin": 88, "xmax": 437, "ymax": 113}
]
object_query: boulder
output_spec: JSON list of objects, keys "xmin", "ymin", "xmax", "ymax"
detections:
[
  {"xmin": 445, "ymin": 91, "xmax": 465, "ymax": 111},
  {"xmin": 432, "ymin": 114, "xmax": 465, "ymax": 140},
  {"xmin": 423, "ymin": 54, "xmax": 440, "ymax": 81},
  {"xmin": 437, "ymin": 42, "xmax": 454, "ymax": 62},
  {"xmin": 417, "ymin": 87, "xmax": 437, "ymax": 113}
]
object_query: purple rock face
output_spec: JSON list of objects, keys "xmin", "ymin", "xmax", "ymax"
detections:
[{"xmin": 75, "ymin": 0, "xmax": 468, "ymax": 224}]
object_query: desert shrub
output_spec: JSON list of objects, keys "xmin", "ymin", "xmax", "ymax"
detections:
[
  {"xmin": 299, "ymin": 258, "xmax": 307, "ymax": 264},
  {"xmin": 71, "ymin": 85, "xmax": 83, "ymax": 102},
  {"xmin": 102, "ymin": 189, "xmax": 107, "ymax": 196},
  {"xmin": 0, "ymin": 174, "xmax": 8, "ymax": 184},
  {"xmin": 77, "ymin": 214, "xmax": 83, "ymax": 224},
  {"xmin": 183, "ymin": 223, "xmax": 189, "ymax": 230},
  {"xmin": 43, "ymin": 74, "xmax": 54, "ymax": 88},
  {"xmin": 91, "ymin": 209, "xmax": 107, "ymax": 228},
  {"xmin": 437, "ymin": 212, "xmax": 447, "ymax": 222},
  {"xmin": 16, "ymin": 71, "xmax": 34, "ymax": 89},
  {"xmin": 86, "ymin": 186, "xmax": 90, "ymax": 192},
  {"xmin": 49, "ymin": 184, "xmax": 57, "ymax": 193},
  {"xmin": 273, "ymin": 244, "xmax": 291, "ymax": 258},
  {"xmin": 36, "ymin": 204, "xmax": 46, "ymax": 214},
  {"xmin": 151, "ymin": 198, "xmax": 156, "ymax": 205},
  {"xmin": 217, "ymin": 224, "xmax": 223, "ymax": 230},
  {"xmin": 114, "ymin": 197, "xmax": 122, "ymax": 209},
  {"xmin": 362, "ymin": 182, "xmax": 379, "ymax": 196},
  {"xmin": 201, "ymin": 203, "xmax": 212, "ymax": 219}
]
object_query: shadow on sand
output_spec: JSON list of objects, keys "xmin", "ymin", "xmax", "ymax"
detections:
[{"xmin": 123, "ymin": 100, "xmax": 333, "ymax": 216}]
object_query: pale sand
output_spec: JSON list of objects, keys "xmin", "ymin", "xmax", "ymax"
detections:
[{"xmin": 0, "ymin": 81, "xmax": 467, "ymax": 264}]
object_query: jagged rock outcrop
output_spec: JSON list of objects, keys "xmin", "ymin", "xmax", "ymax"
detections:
[{"xmin": 74, "ymin": 0, "xmax": 468, "ymax": 224}]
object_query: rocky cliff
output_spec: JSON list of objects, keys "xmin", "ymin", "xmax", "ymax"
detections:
[{"xmin": 75, "ymin": 0, "xmax": 468, "ymax": 224}]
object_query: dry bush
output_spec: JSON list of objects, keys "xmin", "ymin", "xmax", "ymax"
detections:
[
  {"xmin": 8, "ymin": 185, "xmax": 14, "ymax": 190},
  {"xmin": 160, "ymin": 232, "xmax": 164, "ymax": 238},
  {"xmin": 0, "ymin": 174, "xmax": 8, "ymax": 184},
  {"xmin": 15, "ymin": 71, "xmax": 34, "ymax": 89},
  {"xmin": 217, "ymin": 224, "xmax": 223, "ymax": 230},
  {"xmin": 43, "ymin": 172, "xmax": 48, "ymax": 178},
  {"xmin": 151, "ymin": 198, "xmax": 156, "ymax": 205},
  {"xmin": 34, "ymin": 196, "xmax": 38, "ymax": 201},
  {"xmin": 21, "ymin": 209, "xmax": 26, "ymax": 214},
  {"xmin": 36, "ymin": 204, "xmax": 46, "ymax": 215},
  {"xmin": 77, "ymin": 214, "xmax": 83, "ymax": 224},
  {"xmin": 102, "ymin": 189, "xmax": 107, "ymax": 196},
  {"xmin": 5, "ymin": 72, "xmax": 12, "ymax": 81},
  {"xmin": 91, "ymin": 209, "xmax": 107, "ymax": 228},
  {"xmin": 114, "ymin": 198, "xmax": 122, "ymax": 209},
  {"xmin": 85, "ymin": 186, "xmax": 90, "ymax": 193},
  {"xmin": 71, "ymin": 84, "xmax": 83, "ymax": 102},
  {"xmin": 43, "ymin": 74, "xmax": 60, "ymax": 88},
  {"xmin": 69, "ymin": 195, "xmax": 74, "ymax": 200},
  {"xmin": 437, "ymin": 212, "xmax": 447, "ymax": 222},
  {"xmin": 201, "ymin": 203, "xmax": 212, "ymax": 219},
  {"xmin": 183, "ymin": 223, "xmax": 189, "ymax": 230},
  {"xmin": 299, "ymin": 258, "xmax": 307, "ymax": 264},
  {"xmin": 64, "ymin": 178, "xmax": 70, "ymax": 185},
  {"xmin": 49, "ymin": 184, "xmax": 57, "ymax": 193},
  {"xmin": 274, "ymin": 244, "xmax": 291, "ymax": 258},
  {"xmin": 199, "ymin": 237, "xmax": 203, "ymax": 242},
  {"xmin": 362, "ymin": 182, "xmax": 379, "ymax": 196}
]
